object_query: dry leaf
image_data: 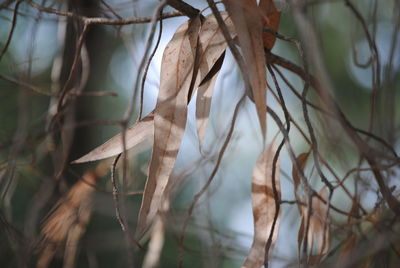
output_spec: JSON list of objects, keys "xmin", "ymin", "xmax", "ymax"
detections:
[
  {"xmin": 142, "ymin": 200, "xmax": 169, "ymax": 268},
  {"xmin": 259, "ymin": 0, "xmax": 281, "ymax": 50},
  {"xmin": 243, "ymin": 143, "xmax": 281, "ymax": 267},
  {"xmin": 37, "ymin": 165, "xmax": 106, "ymax": 268},
  {"xmin": 196, "ymin": 54, "xmax": 221, "ymax": 142},
  {"xmin": 338, "ymin": 234, "xmax": 357, "ymax": 262},
  {"xmin": 298, "ymin": 188, "xmax": 331, "ymax": 265},
  {"xmin": 223, "ymin": 0, "xmax": 267, "ymax": 138},
  {"xmin": 196, "ymin": 13, "xmax": 235, "ymax": 143},
  {"xmin": 72, "ymin": 113, "xmax": 154, "ymax": 163},
  {"xmin": 292, "ymin": 152, "xmax": 311, "ymax": 256},
  {"xmin": 135, "ymin": 16, "xmax": 202, "ymax": 237},
  {"xmin": 292, "ymin": 152, "xmax": 310, "ymax": 197}
]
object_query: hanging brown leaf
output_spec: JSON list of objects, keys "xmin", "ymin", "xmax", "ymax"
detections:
[
  {"xmin": 37, "ymin": 164, "xmax": 107, "ymax": 268},
  {"xmin": 292, "ymin": 151, "xmax": 310, "ymax": 198},
  {"xmin": 73, "ymin": 13, "xmax": 236, "ymax": 162},
  {"xmin": 292, "ymin": 152, "xmax": 311, "ymax": 257},
  {"xmin": 259, "ymin": 0, "xmax": 282, "ymax": 50},
  {"xmin": 142, "ymin": 200, "xmax": 169, "ymax": 268},
  {"xmin": 196, "ymin": 13, "xmax": 235, "ymax": 143},
  {"xmin": 72, "ymin": 113, "xmax": 154, "ymax": 163},
  {"xmin": 338, "ymin": 233, "xmax": 357, "ymax": 264},
  {"xmin": 298, "ymin": 188, "xmax": 331, "ymax": 265},
  {"xmin": 223, "ymin": 0, "xmax": 267, "ymax": 137},
  {"xmin": 243, "ymin": 143, "xmax": 281, "ymax": 267},
  {"xmin": 135, "ymin": 16, "xmax": 202, "ymax": 237},
  {"xmin": 196, "ymin": 58, "xmax": 220, "ymax": 143}
]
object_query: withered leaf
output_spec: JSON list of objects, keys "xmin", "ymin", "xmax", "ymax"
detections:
[
  {"xmin": 298, "ymin": 188, "xmax": 331, "ymax": 265},
  {"xmin": 196, "ymin": 13, "xmax": 235, "ymax": 143},
  {"xmin": 259, "ymin": 0, "xmax": 281, "ymax": 50},
  {"xmin": 72, "ymin": 113, "xmax": 154, "ymax": 164},
  {"xmin": 292, "ymin": 151, "xmax": 310, "ymax": 194},
  {"xmin": 135, "ymin": 16, "xmax": 202, "ymax": 237},
  {"xmin": 338, "ymin": 233, "xmax": 356, "ymax": 262},
  {"xmin": 142, "ymin": 200, "xmax": 169, "ymax": 268},
  {"xmin": 37, "ymin": 165, "xmax": 106, "ymax": 268},
  {"xmin": 243, "ymin": 143, "xmax": 281, "ymax": 268},
  {"xmin": 196, "ymin": 57, "xmax": 220, "ymax": 143},
  {"xmin": 223, "ymin": 0, "xmax": 267, "ymax": 138}
]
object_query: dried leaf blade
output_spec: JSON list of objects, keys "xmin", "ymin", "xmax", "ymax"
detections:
[
  {"xmin": 259, "ymin": 0, "xmax": 282, "ymax": 50},
  {"xmin": 223, "ymin": 0, "xmax": 267, "ymax": 137},
  {"xmin": 195, "ymin": 13, "xmax": 235, "ymax": 142},
  {"xmin": 135, "ymin": 17, "xmax": 202, "ymax": 237},
  {"xmin": 243, "ymin": 143, "xmax": 281, "ymax": 267},
  {"xmin": 298, "ymin": 188, "xmax": 331, "ymax": 265},
  {"xmin": 72, "ymin": 113, "xmax": 154, "ymax": 164},
  {"xmin": 292, "ymin": 151, "xmax": 310, "ymax": 194}
]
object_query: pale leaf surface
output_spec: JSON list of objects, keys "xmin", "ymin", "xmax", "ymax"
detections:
[
  {"xmin": 308, "ymin": 188, "xmax": 330, "ymax": 263},
  {"xmin": 196, "ymin": 13, "xmax": 235, "ymax": 142},
  {"xmin": 243, "ymin": 143, "xmax": 281, "ymax": 267},
  {"xmin": 72, "ymin": 113, "xmax": 154, "ymax": 163},
  {"xmin": 223, "ymin": 0, "xmax": 267, "ymax": 137},
  {"xmin": 298, "ymin": 188, "xmax": 331, "ymax": 265},
  {"xmin": 292, "ymin": 152, "xmax": 310, "ymax": 198},
  {"xmin": 135, "ymin": 17, "xmax": 202, "ymax": 237}
]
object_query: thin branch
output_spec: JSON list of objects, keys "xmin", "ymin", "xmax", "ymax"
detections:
[
  {"xmin": 167, "ymin": 0, "xmax": 200, "ymax": 19},
  {"xmin": 26, "ymin": 0, "xmax": 183, "ymax": 25},
  {"xmin": 139, "ymin": 8, "xmax": 164, "ymax": 119},
  {"xmin": 111, "ymin": 154, "xmax": 125, "ymax": 232},
  {"xmin": 178, "ymin": 94, "xmax": 246, "ymax": 268},
  {"xmin": 0, "ymin": 0, "xmax": 22, "ymax": 62}
]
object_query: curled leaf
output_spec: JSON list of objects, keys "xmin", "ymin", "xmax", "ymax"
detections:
[
  {"xmin": 243, "ymin": 143, "xmax": 281, "ymax": 267},
  {"xmin": 196, "ymin": 13, "xmax": 235, "ymax": 143},
  {"xmin": 196, "ymin": 53, "xmax": 222, "ymax": 142}
]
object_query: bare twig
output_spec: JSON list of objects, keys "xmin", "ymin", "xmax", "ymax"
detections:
[
  {"xmin": 178, "ymin": 94, "xmax": 246, "ymax": 268},
  {"xmin": 0, "ymin": 0, "xmax": 21, "ymax": 62}
]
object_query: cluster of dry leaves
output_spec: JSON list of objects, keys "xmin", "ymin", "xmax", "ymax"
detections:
[
  {"xmin": 39, "ymin": 0, "xmax": 332, "ymax": 267},
  {"xmin": 2, "ymin": 0, "xmax": 400, "ymax": 267}
]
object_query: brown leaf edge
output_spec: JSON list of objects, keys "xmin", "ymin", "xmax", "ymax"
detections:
[
  {"xmin": 298, "ymin": 188, "xmax": 331, "ymax": 265},
  {"xmin": 72, "ymin": 113, "xmax": 154, "ymax": 164},
  {"xmin": 259, "ymin": 0, "xmax": 282, "ymax": 50},
  {"xmin": 243, "ymin": 143, "xmax": 281, "ymax": 267},
  {"xmin": 135, "ymin": 16, "xmax": 202, "ymax": 237},
  {"xmin": 223, "ymin": 0, "xmax": 267, "ymax": 138}
]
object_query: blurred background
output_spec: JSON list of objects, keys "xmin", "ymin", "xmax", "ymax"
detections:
[{"xmin": 1, "ymin": 0, "xmax": 400, "ymax": 267}]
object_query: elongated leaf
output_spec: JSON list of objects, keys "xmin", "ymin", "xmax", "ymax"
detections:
[
  {"xmin": 196, "ymin": 66, "xmax": 219, "ymax": 143},
  {"xmin": 196, "ymin": 13, "xmax": 235, "ymax": 143},
  {"xmin": 135, "ymin": 17, "xmax": 202, "ymax": 237},
  {"xmin": 142, "ymin": 200, "xmax": 169, "ymax": 268},
  {"xmin": 72, "ymin": 113, "xmax": 154, "ymax": 163},
  {"xmin": 309, "ymin": 188, "xmax": 330, "ymax": 264},
  {"xmin": 223, "ymin": 0, "xmax": 267, "ymax": 137},
  {"xmin": 293, "ymin": 152, "xmax": 310, "ymax": 257},
  {"xmin": 292, "ymin": 152, "xmax": 310, "ymax": 196},
  {"xmin": 338, "ymin": 234, "xmax": 356, "ymax": 262},
  {"xmin": 298, "ymin": 188, "xmax": 331, "ymax": 265},
  {"xmin": 243, "ymin": 143, "xmax": 281, "ymax": 267},
  {"xmin": 37, "ymin": 165, "xmax": 106, "ymax": 268},
  {"xmin": 259, "ymin": 0, "xmax": 281, "ymax": 50}
]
